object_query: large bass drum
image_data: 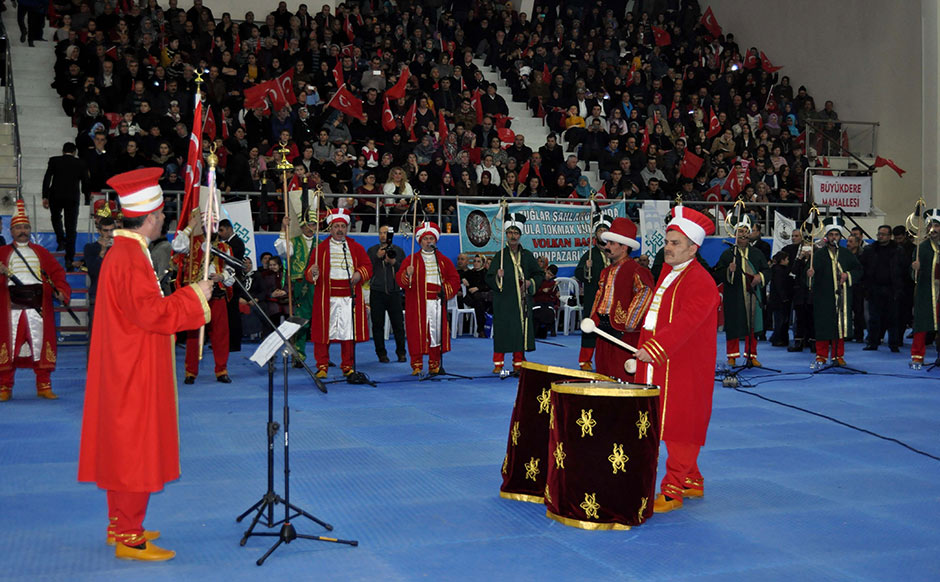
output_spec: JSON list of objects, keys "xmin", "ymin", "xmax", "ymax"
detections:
[
  {"xmin": 499, "ymin": 362, "xmax": 611, "ymax": 503},
  {"xmin": 544, "ymin": 380, "xmax": 661, "ymax": 530}
]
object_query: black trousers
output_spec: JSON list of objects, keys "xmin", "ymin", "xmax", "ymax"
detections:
[
  {"xmin": 49, "ymin": 198, "xmax": 79, "ymax": 264},
  {"xmin": 867, "ymin": 286, "xmax": 900, "ymax": 348},
  {"xmin": 370, "ymin": 289, "xmax": 405, "ymax": 358},
  {"xmin": 792, "ymin": 302, "xmax": 814, "ymax": 343},
  {"xmin": 17, "ymin": 6, "xmax": 43, "ymax": 42}
]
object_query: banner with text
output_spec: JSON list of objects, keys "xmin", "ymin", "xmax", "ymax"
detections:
[
  {"xmin": 457, "ymin": 200, "xmax": 627, "ymax": 267},
  {"xmin": 812, "ymin": 175, "xmax": 872, "ymax": 214},
  {"xmin": 221, "ymin": 200, "xmax": 257, "ymax": 270},
  {"xmin": 639, "ymin": 200, "xmax": 671, "ymax": 260}
]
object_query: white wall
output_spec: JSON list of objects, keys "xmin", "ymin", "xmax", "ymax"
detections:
[{"xmin": 710, "ymin": 0, "xmax": 930, "ymax": 223}]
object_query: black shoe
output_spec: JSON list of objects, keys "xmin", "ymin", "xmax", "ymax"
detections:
[
  {"xmin": 27, "ymin": 40, "xmax": 34, "ymax": 47},
  {"xmin": 216, "ymin": 374, "xmax": 232, "ymax": 383},
  {"xmin": 863, "ymin": 345, "xmax": 878, "ymax": 351},
  {"xmin": 328, "ymin": 360, "xmax": 336, "ymax": 367},
  {"xmin": 184, "ymin": 376, "xmax": 195, "ymax": 384},
  {"xmin": 890, "ymin": 346, "xmax": 900, "ymax": 353},
  {"xmin": 787, "ymin": 343, "xmax": 803, "ymax": 353},
  {"xmin": 19, "ymin": 32, "xmax": 25, "ymax": 43},
  {"xmin": 292, "ymin": 360, "xmax": 304, "ymax": 368},
  {"xmin": 378, "ymin": 355, "xmax": 390, "ymax": 363},
  {"xmin": 397, "ymin": 355, "xmax": 407, "ymax": 363}
]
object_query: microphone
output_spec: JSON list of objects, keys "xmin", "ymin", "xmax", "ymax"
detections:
[
  {"xmin": 209, "ymin": 246, "xmax": 246, "ymax": 271},
  {"xmin": 428, "ymin": 244, "xmax": 437, "ymax": 251}
]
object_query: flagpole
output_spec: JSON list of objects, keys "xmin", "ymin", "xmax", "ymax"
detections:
[
  {"xmin": 198, "ymin": 144, "xmax": 219, "ymax": 361},
  {"xmin": 277, "ymin": 140, "xmax": 294, "ymax": 316},
  {"xmin": 497, "ymin": 199, "xmax": 508, "ymax": 292},
  {"xmin": 408, "ymin": 192, "xmax": 420, "ymax": 288},
  {"xmin": 585, "ymin": 193, "xmax": 596, "ymax": 283}
]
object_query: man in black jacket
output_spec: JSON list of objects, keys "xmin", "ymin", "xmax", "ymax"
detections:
[
  {"xmin": 861, "ymin": 225, "xmax": 904, "ymax": 351},
  {"xmin": 42, "ymin": 142, "xmax": 89, "ymax": 266},
  {"xmin": 218, "ymin": 219, "xmax": 247, "ymax": 353},
  {"xmin": 368, "ymin": 225, "xmax": 407, "ymax": 363}
]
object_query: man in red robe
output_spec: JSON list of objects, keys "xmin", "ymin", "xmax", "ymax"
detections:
[
  {"xmin": 171, "ymin": 219, "xmax": 235, "ymax": 384},
  {"xmin": 304, "ymin": 208, "xmax": 373, "ymax": 377},
  {"xmin": 588, "ymin": 217, "xmax": 654, "ymax": 381},
  {"xmin": 634, "ymin": 206, "xmax": 719, "ymax": 514},
  {"xmin": 79, "ymin": 168, "xmax": 213, "ymax": 561},
  {"xmin": 397, "ymin": 222, "xmax": 460, "ymax": 375},
  {"xmin": 0, "ymin": 198, "xmax": 71, "ymax": 401}
]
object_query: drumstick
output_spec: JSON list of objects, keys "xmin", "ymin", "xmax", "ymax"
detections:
[{"xmin": 580, "ymin": 319, "xmax": 638, "ymax": 375}]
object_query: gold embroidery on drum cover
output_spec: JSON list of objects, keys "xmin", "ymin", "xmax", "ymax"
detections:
[
  {"xmin": 577, "ymin": 409, "xmax": 596, "ymax": 437},
  {"xmin": 580, "ymin": 492, "xmax": 600, "ymax": 519},
  {"xmin": 524, "ymin": 457, "xmax": 540, "ymax": 482},
  {"xmin": 544, "ymin": 484, "xmax": 552, "ymax": 505},
  {"xmin": 553, "ymin": 442, "xmax": 566, "ymax": 469},
  {"xmin": 501, "ymin": 455, "xmax": 508, "ymax": 475},
  {"xmin": 613, "ymin": 302, "xmax": 628, "ymax": 326},
  {"xmin": 636, "ymin": 411, "xmax": 651, "ymax": 439},
  {"xmin": 511, "ymin": 421, "xmax": 520, "ymax": 446},
  {"xmin": 537, "ymin": 388, "xmax": 551, "ymax": 414},
  {"xmin": 637, "ymin": 497, "xmax": 648, "ymax": 523},
  {"xmin": 608, "ymin": 443, "xmax": 629, "ymax": 474}
]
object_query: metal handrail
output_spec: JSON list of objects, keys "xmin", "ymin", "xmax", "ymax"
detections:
[
  {"xmin": 101, "ymin": 188, "xmax": 805, "ymax": 235},
  {"xmin": 0, "ymin": 31, "xmax": 22, "ymax": 205}
]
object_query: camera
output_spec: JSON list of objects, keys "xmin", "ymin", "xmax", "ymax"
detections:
[{"xmin": 384, "ymin": 227, "xmax": 396, "ymax": 258}]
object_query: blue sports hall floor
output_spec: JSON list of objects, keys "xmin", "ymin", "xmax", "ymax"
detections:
[{"xmin": 2, "ymin": 332, "xmax": 939, "ymax": 581}]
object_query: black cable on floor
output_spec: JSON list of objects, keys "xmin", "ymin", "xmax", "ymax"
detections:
[{"xmin": 725, "ymin": 381, "xmax": 940, "ymax": 462}]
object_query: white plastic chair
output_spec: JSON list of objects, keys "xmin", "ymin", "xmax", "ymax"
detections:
[
  {"xmin": 448, "ymin": 284, "xmax": 478, "ymax": 338},
  {"xmin": 555, "ymin": 277, "xmax": 582, "ymax": 335}
]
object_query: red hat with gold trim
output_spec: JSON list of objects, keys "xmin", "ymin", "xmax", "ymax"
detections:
[
  {"xmin": 415, "ymin": 221, "xmax": 441, "ymax": 242},
  {"xmin": 666, "ymin": 205, "xmax": 715, "ymax": 246},
  {"xmin": 10, "ymin": 197, "xmax": 29, "ymax": 227},
  {"xmin": 600, "ymin": 217, "xmax": 640, "ymax": 250},
  {"xmin": 106, "ymin": 167, "xmax": 165, "ymax": 218},
  {"xmin": 326, "ymin": 208, "xmax": 351, "ymax": 225}
]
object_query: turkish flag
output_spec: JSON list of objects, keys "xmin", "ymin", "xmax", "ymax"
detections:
[
  {"xmin": 382, "ymin": 96, "xmax": 397, "ymax": 132},
  {"xmin": 707, "ymin": 108, "xmax": 722, "ymax": 138},
  {"xmin": 542, "ymin": 64, "xmax": 551, "ymax": 84},
  {"xmin": 344, "ymin": 15, "xmax": 355, "ymax": 42},
  {"xmin": 596, "ymin": 183, "xmax": 607, "ymax": 198},
  {"xmin": 724, "ymin": 164, "xmax": 750, "ymax": 197},
  {"xmin": 874, "ymin": 156, "xmax": 906, "ymax": 177},
  {"xmin": 333, "ymin": 60, "xmax": 344, "ymax": 87},
  {"xmin": 744, "ymin": 50, "xmax": 759, "ymax": 69},
  {"xmin": 327, "ymin": 84, "xmax": 365, "ymax": 121},
  {"xmin": 438, "ymin": 109, "xmax": 448, "ymax": 143},
  {"xmin": 105, "ymin": 46, "xmax": 118, "ymax": 60},
  {"xmin": 243, "ymin": 81, "xmax": 272, "ymax": 111},
  {"xmin": 518, "ymin": 160, "xmax": 530, "ymax": 183},
  {"xmin": 276, "ymin": 68, "xmax": 297, "ymax": 105},
  {"xmin": 264, "ymin": 81, "xmax": 291, "ymax": 112},
  {"xmin": 233, "ymin": 31, "xmax": 240, "ymax": 55},
  {"xmin": 704, "ymin": 182, "xmax": 723, "ymax": 202},
  {"xmin": 795, "ymin": 131, "xmax": 806, "ymax": 149},
  {"xmin": 497, "ymin": 127, "xmax": 515, "ymax": 145},
  {"xmin": 679, "ymin": 149, "xmax": 704, "ymax": 179},
  {"xmin": 203, "ymin": 106, "xmax": 217, "ymax": 141},
  {"xmin": 625, "ymin": 60, "xmax": 637, "ymax": 87},
  {"xmin": 221, "ymin": 116, "xmax": 230, "ymax": 140},
  {"xmin": 760, "ymin": 51, "xmax": 783, "ymax": 73},
  {"xmin": 470, "ymin": 88, "xmax": 483, "ymax": 124},
  {"xmin": 493, "ymin": 114, "xmax": 512, "ymax": 129},
  {"xmin": 818, "ymin": 156, "xmax": 833, "ymax": 176},
  {"xmin": 536, "ymin": 99, "xmax": 546, "ymax": 119},
  {"xmin": 179, "ymin": 92, "xmax": 203, "ymax": 235},
  {"xmin": 651, "ymin": 25, "xmax": 671, "ymax": 47},
  {"xmin": 641, "ymin": 125, "xmax": 650, "ymax": 153},
  {"xmin": 403, "ymin": 100, "xmax": 417, "ymax": 140},
  {"xmin": 385, "ymin": 66, "xmax": 410, "ymax": 100},
  {"xmin": 700, "ymin": 7, "xmax": 722, "ymax": 38}
]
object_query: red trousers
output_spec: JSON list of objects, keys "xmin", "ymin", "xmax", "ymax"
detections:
[
  {"xmin": 726, "ymin": 334, "xmax": 757, "ymax": 358},
  {"xmin": 578, "ymin": 346, "xmax": 595, "ymax": 365},
  {"xmin": 184, "ymin": 297, "xmax": 229, "ymax": 376},
  {"xmin": 493, "ymin": 352, "xmax": 525, "ymax": 367},
  {"xmin": 411, "ymin": 346, "xmax": 442, "ymax": 370},
  {"xmin": 816, "ymin": 339, "xmax": 845, "ymax": 359},
  {"xmin": 660, "ymin": 440, "xmax": 703, "ymax": 499},
  {"xmin": 911, "ymin": 332, "xmax": 930, "ymax": 361},
  {"xmin": 0, "ymin": 312, "xmax": 52, "ymax": 391},
  {"xmin": 107, "ymin": 490, "xmax": 150, "ymax": 546},
  {"xmin": 315, "ymin": 341, "xmax": 355, "ymax": 373}
]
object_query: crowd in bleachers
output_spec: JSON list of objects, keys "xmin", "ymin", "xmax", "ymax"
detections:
[{"xmin": 47, "ymin": 0, "xmax": 846, "ymax": 232}]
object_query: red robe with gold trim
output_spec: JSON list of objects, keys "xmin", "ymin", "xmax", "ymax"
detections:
[
  {"xmin": 636, "ymin": 260, "xmax": 719, "ymax": 445},
  {"xmin": 304, "ymin": 236, "xmax": 372, "ymax": 343},
  {"xmin": 0, "ymin": 243, "xmax": 70, "ymax": 372},
  {"xmin": 79, "ymin": 230, "xmax": 210, "ymax": 492},
  {"xmin": 396, "ymin": 250, "xmax": 460, "ymax": 356},
  {"xmin": 589, "ymin": 257, "xmax": 654, "ymax": 381}
]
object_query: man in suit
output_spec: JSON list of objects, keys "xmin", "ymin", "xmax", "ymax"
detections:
[
  {"xmin": 218, "ymin": 219, "xmax": 246, "ymax": 353},
  {"xmin": 42, "ymin": 142, "xmax": 89, "ymax": 267}
]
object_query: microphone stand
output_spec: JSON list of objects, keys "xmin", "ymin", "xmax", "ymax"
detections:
[
  {"xmin": 420, "ymin": 245, "xmax": 473, "ymax": 382},
  {"xmin": 337, "ymin": 239, "xmax": 376, "ymax": 386}
]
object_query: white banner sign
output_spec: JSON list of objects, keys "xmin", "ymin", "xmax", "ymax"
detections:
[
  {"xmin": 221, "ymin": 200, "xmax": 257, "ymax": 270},
  {"xmin": 812, "ymin": 175, "xmax": 872, "ymax": 214},
  {"xmin": 772, "ymin": 211, "xmax": 796, "ymax": 257},
  {"xmin": 639, "ymin": 200, "xmax": 671, "ymax": 259}
]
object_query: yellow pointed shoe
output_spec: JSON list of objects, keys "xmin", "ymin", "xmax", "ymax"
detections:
[
  {"xmin": 107, "ymin": 529, "xmax": 160, "ymax": 546},
  {"xmin": 315, "ymin": 369, "xmax": 328, "ymax": 379},
  {"xmin": 579, "ymin": 362, "xmax": 593, "ymax": 371},
  {"xmin": 115, "ymin": 540, "xmax": 175, "ymax": 562},
  {"xmin": 726, "ymin": 357, "xmax": 736, "ymax": 367},
  {"xmin": 0, "ymin": 388, "xmax": 10, "ymax": 402},
  {"xmin": 492, "ymin": 364, "xmax": 503, "ymax": 374},
  {"xmin": 411, "ymin": 367, "xmax": 422, "ymax": 376},
  {"xmin": 36, "ymin": 387, "xmax": 58, "ymax": 400},
  {"xmin": 748, "ymin": 357, "xmax": 762, "ymax": 368},
  {"xmin": 653, "ymin": 494, "xmax": 683, "ymax": 513},
  {"xmin": 681, "ymin": 477, "xmax": 704, "ymax": 499}
]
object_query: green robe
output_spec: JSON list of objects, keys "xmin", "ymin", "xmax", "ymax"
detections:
[
  {"xmin": 811, "ymin": 246, "xmax": 862, "ymax": 340},
  {"xmin": 574, "ymin": 246, "xmax": 610, "ymax": 348},
  {"xmin": 287, "ymin": 234, "xmax": 316, "ymax": 358},
  {"xmin": 485, "ymin": 246, "xmax": 544, "ymax": 353},
  {"xmin": 912, "ymin": 239, "xmax": 939, "ymax": 333},
  {"xmin": 713, "ymin": 245, "xmax": 769, "ymax": 338}
]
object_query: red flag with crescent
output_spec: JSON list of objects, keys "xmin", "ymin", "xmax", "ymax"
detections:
[
  {"xmin": 700, "ymin": 7, "xmax": 722, "ymax": 38},
  {"xmin": 760, "ymin": 51, "xmax": 783, "ymax": 73},
  {"xmin": 179, "ymin": 93, "xmax": 203, "ymax": 235},
  {"xmin": 651, "ymin": 25, "xmax": 671, "ymax": 47},
  {"xmin": 386, "ymin": 66, "xmax": 410, "ymax": 100},
  {"xmin": 276, "ymin": 68, "xmax": 297, "ymax": 105},
  {"xmin": 382, "ymin": 96, "xmax": 397, "ymax": 132},
  {"xmin": 327, "ymin": 84, "xmax": 365, "ymax": 121},
  {"xmin": 707, "ymin": 108, "xmax": 722, "ymax": 138}
]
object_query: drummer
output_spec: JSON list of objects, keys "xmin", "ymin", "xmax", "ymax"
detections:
[
  {"xmin": 634, "ymin": 206, "xmax": 720, "ymax": 514},
  {"xmin": 587, "ymin": 217, "xmax": 655, "ymax": 381}
]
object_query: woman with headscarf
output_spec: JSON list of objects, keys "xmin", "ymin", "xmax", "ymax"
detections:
[{"xmin": 574, "ymin": 175, "xmax": 594, "ymax": 199}]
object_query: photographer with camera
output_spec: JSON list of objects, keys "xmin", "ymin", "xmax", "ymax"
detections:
[{"xmin": 368, "ymin": 225, "xmax": 407, "ymax": 363}]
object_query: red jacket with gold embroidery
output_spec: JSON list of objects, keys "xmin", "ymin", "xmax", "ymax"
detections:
[
  {"xmin": 304, "ymin": 236, "xmax": 372, "ymax": 343},
  {"xmin": 590, "ymin": 257, "xmax": 655, "ymax": 332}
]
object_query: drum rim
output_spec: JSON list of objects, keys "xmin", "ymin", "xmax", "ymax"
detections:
[
  {"xmin": 519, "ymin": 361, "xmax": 613, "ymax": 381},
  {"xmin": 498, "ymin": 491, "xmax": 544, "ymax": 504},
  {"xmin": 545, "ymin": 508, "xmax": 632, "ymax": 531},
  {"xmin": 550, "ymin": 381, "xmax": 661, "ymax": 397}
]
